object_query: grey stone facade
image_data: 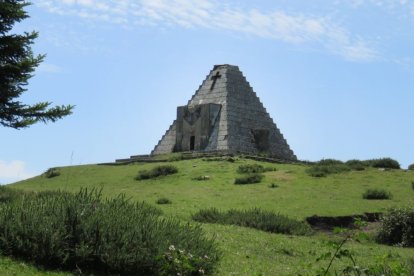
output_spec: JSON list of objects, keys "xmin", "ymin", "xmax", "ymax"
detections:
[{"xmin": 151, "ymin": 64, "xmax": 297, "ymax": 161}]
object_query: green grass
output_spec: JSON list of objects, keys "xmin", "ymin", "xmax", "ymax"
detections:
[
  {"xmin": 0, "ymin": 255, "xmax": 68, "ymax": 275},
  {"xmin": 6, "ymin": 157, "xmax": 414, "ymax": 274}
]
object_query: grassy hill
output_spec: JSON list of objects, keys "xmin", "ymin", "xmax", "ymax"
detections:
[{"xmin": 3, "ymin": 156, "xmax": 414, "ymax": 275}]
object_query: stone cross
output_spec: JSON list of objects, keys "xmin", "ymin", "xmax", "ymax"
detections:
[{"xmin": 210, "ymin": 71, "xmax": 221, "ymax": 90}]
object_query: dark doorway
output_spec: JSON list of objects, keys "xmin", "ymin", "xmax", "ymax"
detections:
[{"xmin": 190, "ymin": 136, "xmax": 195, "ymax": 151}]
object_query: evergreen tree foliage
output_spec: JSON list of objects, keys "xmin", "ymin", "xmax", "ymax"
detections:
[{"xmin": 0, "ymin": 0, "xmax": 73, "ymax": 129}]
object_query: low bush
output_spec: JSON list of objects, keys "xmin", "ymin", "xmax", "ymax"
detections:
[
  {"xmin": 412, "ymin": 181, "xmax": 414, "ymax": 190},
  {"xmin": 237, "ymin": 164, "xmax": 265, "ymax": 173},
  {"xmin": 366, "ymin": 158, "xmax": 400, "ymax": 169},
  {"xmin": 377, "ymin": 206, "xmax": 414, "ymax": 247},
  {"xmin": 237, "ymin": 164, "xmax": 275, "ymax": 174},
  {"xmin": 193, "ymin": 208, "xmax": 311, "ymax": 236},
  {"xmin": 0, "ymin": 186, "xmax": 24, "ymax": 203},
  {"xmin": 0, "ymin": 189, "xmax": 219, "ymax": 275},
  {"xmin": 307, "ymin": 158, "xmax": 401, "ymax": 178},
  {"xmin": 43, "ymin": 167, "xmax": 60, "ymax": 178},
  {"xmin": 362, "ymin": 189, "xmax": 392, "ymax": 200},
  {"xmin": 317, "ymin": 159, "xmax": 344, "ymax": 165},
  {"xmin": 135, "ymin": 165, "xmax": 178, "ymax": 180},
  {"xmin": 306, "ymin": 163, "xmax": 351, "ymax": 177},
  {"xmin": 234, "ymin": 173, "xmax": 264, "ymax": 185},
  {"xmin": 345, "ymin": 159, "xmax": 367, "ymax": 171},
  {"xmin": 269, "ymin": 183, "xmax": 279, "ymax": 189},
  {"xmin": 156, "ymin": 197, "xmax": 172, "ymax": 204},
  {"xmin": 409, "ymin": 164, "xmax": 414, "ymax": 171}
]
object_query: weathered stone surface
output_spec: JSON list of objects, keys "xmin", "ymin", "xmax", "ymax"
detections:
[{"xmin": 150, "ymin": 64, "xmax": 296, "ymax": 161}]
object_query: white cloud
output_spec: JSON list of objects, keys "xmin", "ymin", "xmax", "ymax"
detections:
[
  {"xmin": 0, "ymin": 160, "xmax": 36, "ymax": 184},
  {"xmin": 37, "ymin": 63, "xmax": 63, "ymax": 73},
  {"xmin": 35, "ymin": 0, "xmax": 379, "ymax": 62}
]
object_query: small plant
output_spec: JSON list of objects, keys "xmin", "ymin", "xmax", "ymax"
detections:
[
  {"xmin": 412, "ymin": 181, "xmax": 414, "ymax": 190},
  {"xmin": 362, "ymin": 189, "xmax": 392, "ymax": 200},
  {"xmin": 156, "ymin": 197, "xmax": 172, "ymax": 204},
  {"xmin": 269, "ymin": 183, "xmax": 279, "ymax": 189},
  {"xmin": 309, "ymin": 219, "xmax": 413, "ymax": 275},
  {"xmin": 135, "ymin": 165, "xmax": 178, "ymax": 180},
  {"xmin": 159, "ymin": 245, "xmax": 211, "ymax": 275},
  {"xmin": 44, "ymin": 167, "xmax": 60, "ymax": 178},
  {"xmin": 192, "ymin": 208, "xmax": 312, "ymax": 236},
  {"xmin": 377, "ymin": 206, "xmax": 414, "ymax": 247},
  {"xmin": 234, "ymin": 173, "xmax": 264, "ymax": 185}
]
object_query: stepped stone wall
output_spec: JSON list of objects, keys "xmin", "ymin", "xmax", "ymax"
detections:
[{"xmin": 149, "ymin": 64, "xmax": 296, "ymax": 160}]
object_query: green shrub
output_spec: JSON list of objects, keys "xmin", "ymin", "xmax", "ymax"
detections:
[
  {"xmin": 156, "ymin": 197, "xmax": 172, "ymax": 204},
  {"xmin": 0, "ymin": 189, "xmax": 219, "ymax": 275},
  {"xmin": 409, "ymin": 164, "xmax": 414, "ymax": 171},
  {"xmin": 377, "ymin": 206, "xmax": 414, "ymax": 247},
  {"xmin": 412, "ymin": 181, "xmax": 414, "ymax": 190},
  {"xmin": 135, "ymin": 165, "xmax": 178, "ymax": 180},
  {"xmin": 345, "ymin": 159, "xmax": 366, "ymax": 171},
  {"xmin": 269, "ymin": 183, "xmax": 279, "ymax": 189},
  {"xmin": 192, "ymin": 175, "xmax": 210, "ymax": 181},
  {"xmin": 234, "ymin": 173, "xmax": 264, "ymax": 184},
  {"xmin": 367, "ymin": 158, "xmax": 400, "ymax": 169},
  {"xmin": 193, "ymin": 208, "xmax": 311, "ymax": 236},
  {"xmin": 306, "ymin": 163, "xmax": 351, "ymax": 177},
  {"xmin": 317, "ymin": 159, "xmax": 344, "ymax": 165},
  {"xmin": 362, "ymin": 189, "xmax": 392, "ymax": 200},
  {"xmin": 192, "ymin": 208, "xmax": 224, "ymax": 223},
  {"xmin": 237, "ymin": 164, "xmax": 276, "ymax": 174},
  {"xmin": 43, "ymin": 167, "xmax": 60, "ymax": 178},
  {"xmin": 0, "ymin": 186, "xmax": 24, "ymax": 203},
  {"xmin": 237, "ymin": 164, "xmax": 265, "ymax": 174}
]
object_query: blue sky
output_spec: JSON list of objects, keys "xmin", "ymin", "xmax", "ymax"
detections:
[{"xmin": 1, "ymin": 0, "xmax": 414, "ymax": 184}]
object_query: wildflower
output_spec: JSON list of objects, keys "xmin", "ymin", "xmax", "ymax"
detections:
[
  {"xmin": 188, "ymin": 253, "xmax": 193, "ymax": 259},
  {"xmin": 179, "ymin": 249, "xmax": 184, "ymax": 254},
  {"xmin": 169, "ymin": 245, "xmax": 176, "ymax": 251},
  {"xmin": 199, "ymin": 268, "xmax": 205, "ymax": 274},
  {"xmin": 204, "ymin": 255, "xmax": 209, "ymax": 259}
]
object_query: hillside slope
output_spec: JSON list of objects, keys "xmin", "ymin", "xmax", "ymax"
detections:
[{"xmin": 5, "ymin": 157, "xmax": 414, "ymax": 274}]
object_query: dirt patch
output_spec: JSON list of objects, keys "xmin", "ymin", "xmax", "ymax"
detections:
[{"xmin": 306, "ymin": 212, "xmax": 382, "ymax": 232}]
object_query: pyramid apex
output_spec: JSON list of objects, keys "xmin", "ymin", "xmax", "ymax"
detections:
[{"xmin": 213, "ymin": 64, "xmax": 238, "ymax": 70}]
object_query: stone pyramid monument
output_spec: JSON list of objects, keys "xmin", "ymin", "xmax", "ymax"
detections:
[{"xmin": 151, "ymin": 64, "xmax": 296, "ymax": 161}]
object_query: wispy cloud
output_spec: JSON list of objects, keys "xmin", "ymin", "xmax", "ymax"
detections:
[
  {"xmin": 37, "ymin": 63, "xmax": 63, "ymax": 73},
  {"xmin": 36, "ymin": 0, "xmax": 379, "ymax": 61},
  {"xmin": 0, "ymin": 160, "xmax": 36, "ymax": 184}
]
